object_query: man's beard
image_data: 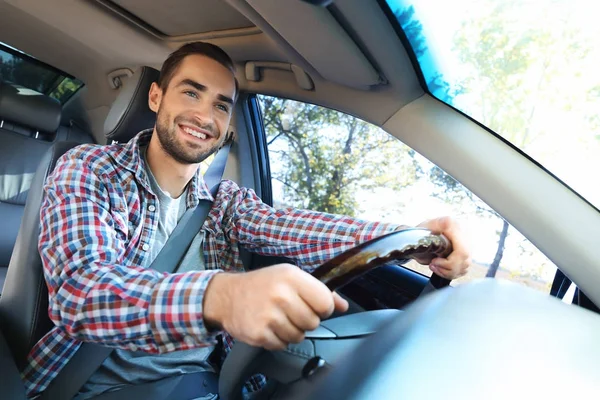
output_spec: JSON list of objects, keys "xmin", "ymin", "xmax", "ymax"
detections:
[{"xmin": 155, "ymin": 109, "xmax": 221, "ymax": 164}]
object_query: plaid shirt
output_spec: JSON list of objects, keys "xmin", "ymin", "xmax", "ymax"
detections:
[{"xmin": 23, "ymin": 130, "xmax": 401, "ymax": 398}]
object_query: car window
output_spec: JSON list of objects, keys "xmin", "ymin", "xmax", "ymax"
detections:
[
  {"xmin": 257, "ymin": 94, "xmax": 558, "ymax": 293},
  {"xmin": 383, "ymin": 0, "xmax": 600, "ymax": 212},
  {"xmin": 0, "ymin": 41, "xmax": 83, "ymax": 104}
]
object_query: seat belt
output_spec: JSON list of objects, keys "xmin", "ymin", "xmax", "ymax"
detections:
[{"xmin": 40, "ymin": 142, "xmax": 232, "ymax": 400}]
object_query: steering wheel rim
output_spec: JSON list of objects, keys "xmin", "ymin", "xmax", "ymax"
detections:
[
  {"xmin": 219, "ymin": 228, "xmax": 453, "ymax": 400},
  {"xmin": 311, "ymin": 228, "xmax": 452, "ymax": 290}
]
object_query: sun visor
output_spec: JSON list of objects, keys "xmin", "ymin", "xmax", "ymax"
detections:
[{"xmin": 245, "ymin": 0, "xmax": 382, "ymax": 89}]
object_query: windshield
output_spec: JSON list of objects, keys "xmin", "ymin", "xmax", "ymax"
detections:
[
  {"xmin": 384, "ymin": 0, "xmax": 600, "ymax": 210},
  {"xmin": 0, "ymin": 42, "xmax": 83, "ymax": 104}
]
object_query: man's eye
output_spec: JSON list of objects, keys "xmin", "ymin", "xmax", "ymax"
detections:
[
  {"xmin": 185, "ymin": 91, "xmax": 198, "ymax": 99},
  {"xmin": 216, "ymin": 104, "xmax": 229, "ymax": 112}
]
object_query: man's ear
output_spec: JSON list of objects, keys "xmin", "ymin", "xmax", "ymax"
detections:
[{"xmin": 148, "ymin": 82, "xmax": 162, "ymax": 113}]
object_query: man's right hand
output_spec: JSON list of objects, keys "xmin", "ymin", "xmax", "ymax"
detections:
[{"xmin": 203, "ymin": 264, "xmax": 348, "ymax": 350}]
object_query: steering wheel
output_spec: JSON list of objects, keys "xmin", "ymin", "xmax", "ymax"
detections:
[{"xmin": 219, "ymin": 228, "xmax": 452, "ymax": 400}]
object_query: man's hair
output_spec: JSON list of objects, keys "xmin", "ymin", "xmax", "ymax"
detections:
[{"xmin": 157, "ymin": 41, "xmax": 239, "ymax": 100}]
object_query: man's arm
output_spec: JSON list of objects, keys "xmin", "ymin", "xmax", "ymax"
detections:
[
  {"xmin": 203, "ymin": 182, "xmax": 470, "ymax": 350},
  {"xmin": 222, "ymin": 182, "xmax": 469, "ymax": 279},
  {"xmin": 40, "ymin": 152, "xmax": 223, "ymax": 353},
  {"xmin": 223, "ymin": 182, "xmax": 403, "ymax": 271}
]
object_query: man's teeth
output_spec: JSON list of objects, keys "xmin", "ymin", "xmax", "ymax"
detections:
[{"xmin": 183, "ymin": 126, "xmax": 207, "ymax": 139}]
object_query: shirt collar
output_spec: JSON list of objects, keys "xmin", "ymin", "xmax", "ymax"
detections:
[{"xmin": 112, "ymin": 130, "xmax": 215, "ymax": 207}]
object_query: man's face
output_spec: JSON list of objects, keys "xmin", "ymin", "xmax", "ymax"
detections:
[{"xmin": 149, "ymin": 54, "xmax": 236, "ymax": 164}]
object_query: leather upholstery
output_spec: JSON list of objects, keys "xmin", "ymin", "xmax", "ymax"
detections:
[
  {"xmin": 104, "ymin": 66, "xmax": 159, "ymax": 143},
  {"xmin": 0, "ymin": 83, "xmax": 61, "ymax": 133},
  {"xmin": 0, "ymin": 132, "xmax": 51, "ymax": 272},
  {"xmin": 0, "ymin": 67, "xmax": 158, "ymax": 370},
  {"xmin": 0, "ymin": 326, "xmax": 27, "ymax": 399},
  {"xmin": 56, "ymin": 121, "xmax": 97, "ymax": 143},
  {"xmin": 0, "ymin": 131, "xmax": 52, "ymax": 206},
  {"xmin": 0, "ymin": 141, "xmax": 80, "ymax": 369},
  {"xmin": 0, "ymin": 90, "xmax": 94, "ymax": 292}
]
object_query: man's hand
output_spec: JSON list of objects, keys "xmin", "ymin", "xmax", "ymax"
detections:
[
  {"xmin": 417, "ymin": 216, "xmax": 471, "ymax": 280},
  {"xmin": 203, "ymin": 264, "xmax": 348, "ymax": 350}
]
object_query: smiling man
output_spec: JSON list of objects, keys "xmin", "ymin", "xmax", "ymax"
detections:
[{"xmin": 25, "ymin": 42, "xmax": 470, "ymax": 399}]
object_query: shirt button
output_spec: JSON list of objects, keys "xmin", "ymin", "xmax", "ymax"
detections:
[
  {"xmin": 148, "ymin": 205, "xmax": 156, "ymax": 212},
  {"xmin": 142, "ymin": 243, "xmax": 150, "ymax": 251}
]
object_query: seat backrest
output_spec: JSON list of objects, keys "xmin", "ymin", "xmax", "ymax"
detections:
[
  {"xmin": 0, "ymin": 84, "xmax": 61, "ymax": 272},
  {"xmin": 0, "ymin": 84, "xmax": 93, "ymax": 291},
  {"xmin": 0, "ymin": 67, "xmax": 159, "ymax": 369},
  {"xmin": 0, "ymin": 141, "xmax": 81, "ymax": 370}
]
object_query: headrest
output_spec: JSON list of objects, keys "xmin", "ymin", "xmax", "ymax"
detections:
[
  {"xmin": 104, "ymin": 66, "xmax": 160, "ymax": 143},
  {"xmin": 0, "ymin": 83, "xmax": 61, "ymax": 133}
]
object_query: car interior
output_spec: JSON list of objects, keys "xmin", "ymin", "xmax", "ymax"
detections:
[{"xmin": 0, "ymin": 0, "xmax": 599, "ymax": 399}]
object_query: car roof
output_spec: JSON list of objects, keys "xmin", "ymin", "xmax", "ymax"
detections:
[{"xmin": 0, "ymin": 0, "xmax": 421, "ymax": 139}]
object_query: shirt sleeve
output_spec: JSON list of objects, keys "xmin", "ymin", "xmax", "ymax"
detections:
[
  {"xmin": 222, "ymin": 181, "xmax": 406, "ymax": 272},
  {"xmin": 39, "ymin": 152, "xmax": 222, "ymax": 354}
]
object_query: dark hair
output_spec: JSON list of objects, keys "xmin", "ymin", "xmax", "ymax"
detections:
[{"xmin": 157, "ymin": 41, "xmax": 239, "ymax": 100}]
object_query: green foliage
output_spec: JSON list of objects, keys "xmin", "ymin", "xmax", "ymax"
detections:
[
  {"xmin": 258, "ymin": 5, "xmax": 428, "ymax": 217},
  {"xmin": 395, "ymin": 5, "xmax": 427, "ymax": 58},
  {"xmin": 48, "ymin": 78, "xmax": 83, "ymax": 103},
  {"xmin": 0, "ymin": 49, "xmax": 83, "ymax": 103},
  {"xmin": 452, "ymin": 0, "xmax": 592, "ymax": 148},
  {"xmin": 0, "ymin": 53, "xmax": 56, "ymax": 92},
  {"xmin": 260, "ymin": 96, "xmax": 418, "ymax": 216}
]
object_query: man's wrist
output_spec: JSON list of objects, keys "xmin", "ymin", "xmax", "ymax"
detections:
[{"xmin": 203, "ymin": 272, "xmax": 232, "ymax": 331}]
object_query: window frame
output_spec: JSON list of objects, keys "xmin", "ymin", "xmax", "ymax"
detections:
[
  {"xmin": 245, "ymin": 94, "xmax": 274, "ymax": 206},
  {"xmin": 0, "ymin": 42, "xmax": 84, "ymax": 103}
]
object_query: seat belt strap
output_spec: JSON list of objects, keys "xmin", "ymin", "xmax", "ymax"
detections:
[{"xmin": 40, "ymin": 142, "xmax": 232, "ymax": 400}]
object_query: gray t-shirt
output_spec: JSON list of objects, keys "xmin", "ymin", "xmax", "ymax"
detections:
[{"xmin": 78, "ymin": 148, "xmax": 216, "ymax": 399}]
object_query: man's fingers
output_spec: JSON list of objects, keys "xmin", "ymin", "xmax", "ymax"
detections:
[
  {"xmin": 432, "ymin": 254, "xmax": 468, "ymax": 269},
  {"xmin": 295, "ymin": 273, "xmax": 336, "ymax": 319},
  {"xmin": 333, "ymin": 292, "xmax": 349, "ymax": 313},
  {"xmin": 431, "ymin": 254, "xmax": 471, "ymax": 279},
  {"xmin": 261, "ymin": 330, "xmax": 289, "ymax": 351},
  {"xmin": 430, "ymin": 264, "xmax": 454, "ymax": 279},
  {"xmin": 281, "ymin": 294, "xmax": 322, "ymax": 332},
  {"xmin": 269, "ymin": 311, "xmax": 306, "ymax": 345}
]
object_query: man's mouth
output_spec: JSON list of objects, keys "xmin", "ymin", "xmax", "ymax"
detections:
[{"xmin": 180, "ymin": 124, "xmax": 213, "ymax": 140}]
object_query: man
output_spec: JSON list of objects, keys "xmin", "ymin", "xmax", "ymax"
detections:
[{"xmin": 24, "ymin": 42, "xmax": 470, "ymax": 398}]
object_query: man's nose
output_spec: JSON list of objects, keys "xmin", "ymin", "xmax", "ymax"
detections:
[{"xmin": 191, "ymin": 99, "xmax": 214, "ymax": 123}]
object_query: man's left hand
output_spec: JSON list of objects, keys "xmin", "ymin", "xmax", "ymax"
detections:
[{"xmin": 417, "ymin": 217, "xmax": 471, "ymax": 280}]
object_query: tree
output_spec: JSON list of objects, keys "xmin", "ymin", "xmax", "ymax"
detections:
[
  {"xmin": 586, "ymin": 85, "xmax": 600, "ymax": 140},
  {"xmin": 0, "ymin": 50, "xmax": 80, "ymax": 102},
  {"xmin": 429, "ymin": 0, "xmax": 592, "ymax": 276},
  {"xmin": 428, "ymin": 166, "xmax": 507, "ymax": 277},
  {"xmin": 394, "ymin": 5, "xmax": 427, "ymax": 58},
  {"xmin": 260, "ymin": 96, "xmax": 419, "ymax": 216},
  {"xmin": 259, "ymin": 5, "xmax": 427, "ymax": 217}
]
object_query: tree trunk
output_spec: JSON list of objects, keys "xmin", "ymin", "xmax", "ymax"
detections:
[{"xmin": 486, "ymin": 220, "xmax": 510, "ymax": 278}]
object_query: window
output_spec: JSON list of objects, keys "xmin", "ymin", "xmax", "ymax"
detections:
[
  {"xmin": 258, "ymin": 94, "xmax": 557, "ymax": 293},
  {"xmin": 0, "ymin": 42, "xmax": 83, "ymax": 103},
  {"xmin": 384, "ymin": 0, "xmax": 600, "ymax": 211}
]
